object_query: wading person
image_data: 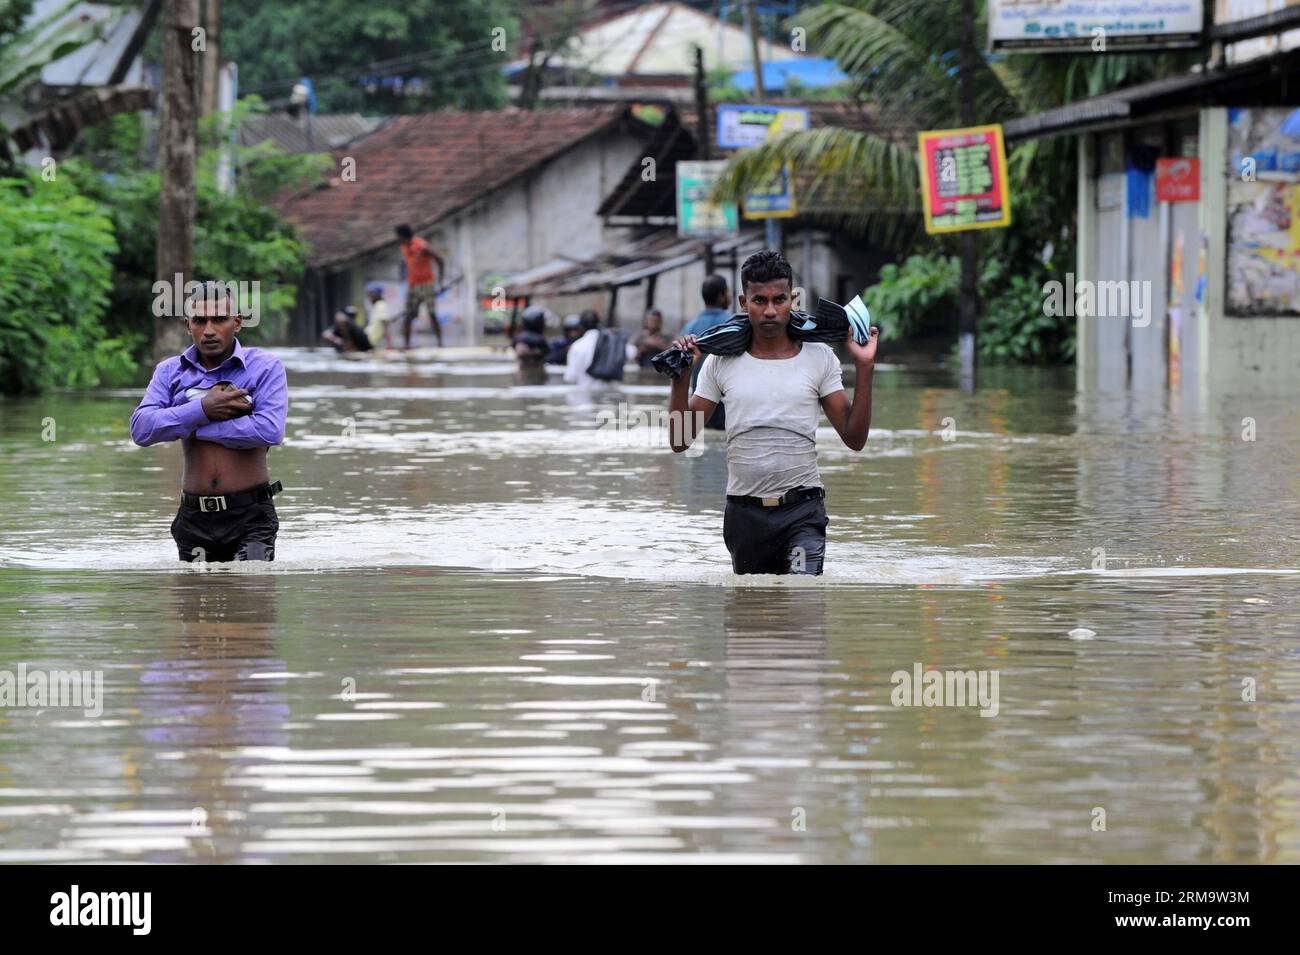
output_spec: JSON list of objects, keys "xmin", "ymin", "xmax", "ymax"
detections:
[
  {"xmin": 395, "ymin": 223, "xmax": 445, "ymax": 350},
  {"xmin": 633, "ymin": 308, "xmax": 672, "ymax": 367},
  {"xmin": 364, "ymin": 284, "xmax": 393, "ymax": 349},
  {"xmin": 322, "ymin": 308, "xmax": 373, "ymax": 353},
  {"xmin": 130, "ymin": 282, "xmax": 288, "ymax": 562},
  {"xmin": 667, "ymin": 250, "xmax": 878, "ymax": 576},
  {"xmin": 681, "ymin": 274, "xmax": 733, "ymax": 430},
  {"xmin": 563, "ymin": 310, "xmax": 636, "ymax": 388}
]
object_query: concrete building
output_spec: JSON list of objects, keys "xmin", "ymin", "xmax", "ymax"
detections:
[
  {"xmin": 1006, "ymin": 4, "xmax": 1300, "ymax": 397},
  {"xmin": 278, "ymin": 105, "xmax": 660, "ymax": 344},
  {"xmin": 279, "ymin": 101, "xmax": 889, "ymax": 345}
]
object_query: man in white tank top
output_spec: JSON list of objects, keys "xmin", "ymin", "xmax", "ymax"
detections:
[{"xmin": 666, "ymin": 250, "xmax": 878, "ymax": 575}]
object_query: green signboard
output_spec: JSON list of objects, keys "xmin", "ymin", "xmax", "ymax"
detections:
[{"xmin": 676, "ymin": 161, "xmax": 739, "ymax": 238}]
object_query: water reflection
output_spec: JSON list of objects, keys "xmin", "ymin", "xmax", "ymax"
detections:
[{"xmin": 1, "ymin": 351, "xmax": 1298, "ymax": 862}]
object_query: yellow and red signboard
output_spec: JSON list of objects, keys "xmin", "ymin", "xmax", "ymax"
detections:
[{"xmin": 917, "ymin": 124, "xmax": 1012, "ymax": 235}]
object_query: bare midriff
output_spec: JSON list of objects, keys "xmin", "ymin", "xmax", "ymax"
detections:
[{"xmin": 181, "ymin": 438, "xmax": 269, "ymax": 493}]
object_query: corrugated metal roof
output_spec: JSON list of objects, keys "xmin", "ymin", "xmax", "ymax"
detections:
[
  {"xmin": 240, "ymin": 114, "xmax": 381, "ymax": 155},
  {"xmin": 502, "ymin": 229, "xmax": 764, "ymax": 296},
  {"xmin": 1005, "ymin": 48, "xmax": 1300, "ymax": 141},
  {"xmin": 36, "ymin": 2, "xmax": 142, "ymax": 88}
]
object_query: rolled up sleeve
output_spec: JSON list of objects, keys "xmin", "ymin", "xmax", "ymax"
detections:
[
  {"xmin": 193, "ymin": 358, "xmax": 288, "ymax": 449},
  {"xmin": 130, "ymin": 362, "xmax": 208, "ymax": 445}
]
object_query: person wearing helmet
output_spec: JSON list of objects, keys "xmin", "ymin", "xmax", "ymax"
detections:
[
  {"xmin": 546, "ymin": 313, "xmax": 583, "ymax": 365},
  {"xmin": 512, "ymin": 306, "xmax": 549, "ymax": 366}
]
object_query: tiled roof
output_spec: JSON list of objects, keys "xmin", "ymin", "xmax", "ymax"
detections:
[{"xmin": 280, "ymin": 105, "xmax": 632, "ymax": 267}]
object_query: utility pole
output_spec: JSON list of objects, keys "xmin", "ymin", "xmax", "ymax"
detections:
[
  {"xmin": 745, "ymin": 1, "xmax": 780, "ymax": 253},
  {"xmin": 200, "ymin": 0, "xmax": 220, "ymax": 117},
  {"xmin": 693, "ymin": 45, "xmax": 715, "ymax": 275},
  {"xmin": 745, "ymin": 0, "xmax": 765, "ymax": 99},
  {"xmin": 155, "ymin": 0, "xmax": 200, "ymax": 360},
  {"xmin": 957, "ymin": 0, "xmax": 979, "ymax": 390}
]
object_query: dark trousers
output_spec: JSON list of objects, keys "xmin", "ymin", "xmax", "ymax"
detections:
[
  {"xmin": 723, "ymin": 494, "xmax": 828, "ymax": 575},
  {"xmin": 171, "ymin": 499, "xmax": 279, "ymax": 562}
]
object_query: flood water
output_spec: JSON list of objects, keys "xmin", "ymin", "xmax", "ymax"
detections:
[{"xmin": 1, "ymin": 347, "xmax": 1297, "ymax": 863}]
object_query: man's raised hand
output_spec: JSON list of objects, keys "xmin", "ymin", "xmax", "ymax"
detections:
[
  {"xmin": 847, "ymin": 326, "xmax": 879, "ymax": 367},
  {"xmin": 201, "ymin": 385, "xmax": 252, "ymax": 421},
  {"xmin": 671, "ymin": 334, "xmax": 703, "ymax": 367}
]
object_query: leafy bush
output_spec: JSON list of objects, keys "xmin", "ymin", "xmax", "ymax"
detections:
[
  {"xmin": 979, "ymin": 269, "xmax": 1075, "ymax": 364},
  {"xmin": 0, "ymin": 174, "xmax": 138, "ymax": 394},
  {"xmin": 861, "ymin": 253, "xmax": 959, "ymax": 339},
  {"xmin": 976, "ymin": 241, "xmax": 1076, "ymax": 365},
  {"xmin": 63, "ymin": 103, "xmax": 320, "ymax": 349},
  {"xmin": 861, "ymin": 242, "xmax": 1076, "ymax": 365}
]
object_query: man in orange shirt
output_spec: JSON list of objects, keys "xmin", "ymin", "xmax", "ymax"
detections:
[{"xmin": 395, "ymin": 223, "xmax": 446, "ymax": 349}]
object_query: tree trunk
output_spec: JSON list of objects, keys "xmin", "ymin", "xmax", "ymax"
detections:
[
  {"xmin": 155, "ymin": 0, "xmax": 200, "ymax": 360},
  {"xmin": 201, "ymin": 0, "xmax": 220, "ymax": 117}
]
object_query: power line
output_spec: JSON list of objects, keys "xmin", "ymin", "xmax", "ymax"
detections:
[{"xmin": 241, "ymin": 0, "xmax": 655, "ymax": 96}]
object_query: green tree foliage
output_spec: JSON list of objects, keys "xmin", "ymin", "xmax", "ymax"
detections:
[
  {"xmin": 0, "ymin": 173, "xmax": 136, "ymax": 395},
  {"xmin": 64, "ymin": 103, "xmax": 322, "ymax": 351},
  {"xmin": 862, "ymin": 254, "xmax": 960, "ymax": 341},
  {"xmin": 219, "ymin": 0, "xmax": 518, "ymax": 114}
]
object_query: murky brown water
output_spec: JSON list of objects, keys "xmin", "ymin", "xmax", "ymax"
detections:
[{"xmin": 1, "ymin": 348, "xmax": 1297, "ymax": 862}]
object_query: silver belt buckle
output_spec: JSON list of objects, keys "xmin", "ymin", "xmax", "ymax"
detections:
[
  {"xmin": 198, "ymin": 495, "xmax": 227, "ymax": 512},
  {"xmin": 761, "ymin": 496, "xmax": 781, "ymax": 507}
]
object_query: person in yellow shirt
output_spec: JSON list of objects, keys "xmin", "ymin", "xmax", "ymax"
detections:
[{"xmin": 365, "ymin": 284, "xmax": 393, "ymax": 350}]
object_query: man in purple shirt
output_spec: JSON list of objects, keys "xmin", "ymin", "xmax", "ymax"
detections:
[{"xmin": 130, "ymin": 282, "xmax": 288, "ymax": 562}]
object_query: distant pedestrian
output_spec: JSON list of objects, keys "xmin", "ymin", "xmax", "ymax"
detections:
[
  {"xmin": 563, "ymin": 310, "xmax": 635, "ymax": 387},
  {"xmin": 679, "ymin": 274, "xmax": 734, "ymax": 429},
  {"xmin": 512, "ymin": 306, "xmax": 550, "ymax": 366},
  {"xmin": 322, "ymin": 309, "xmax": 372, "ymax": 353},
  {"xmin": 364, "ymin": 283, "xmax": 393, "ymax": 349},
  {"xmin": 546, "ymin": 314, "xmax": 583, "ymax": 365},
  {"xmin": 633, "ymin": 308, "xmax": 672, "ymax": 367},
  {"xmin": 395, "ymin": 224, "xmax": 445, "ymax": 350}
]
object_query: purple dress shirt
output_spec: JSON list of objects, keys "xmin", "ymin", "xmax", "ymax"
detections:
[{"xmin": 130, "ymin": 340, "xmax": 288, "ymax": 449}]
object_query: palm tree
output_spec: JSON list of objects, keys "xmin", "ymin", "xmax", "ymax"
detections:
[{"xmin": 712, "ymin": 0, "xmax": 1192, "ymax": 245}]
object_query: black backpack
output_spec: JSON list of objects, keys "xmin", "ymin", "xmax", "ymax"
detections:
[{"xmin": 587, "ymin": 329, "xmax": 629, "ymax": 381}]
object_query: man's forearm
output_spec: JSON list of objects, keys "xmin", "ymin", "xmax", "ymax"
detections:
[
  {"xmin": 846, "ymin": 363, "xmax": 874, "ymax": 449},
  {"xmin": 668, "ymin": 375, "xmax": 691, "ymax": 418},
  {"xmin": 194, "ymin": 412, "xmax": 285, "ymax": 449},
  {"xmin": 131, "ymin": 398, "xmax": 209, "ymax": 446},
  {"xmin": 668, "ymin": 377, "xmax": 693, "ymax": 453}
]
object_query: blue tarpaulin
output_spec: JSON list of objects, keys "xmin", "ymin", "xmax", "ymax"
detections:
[{"xmin": 731, "ymin": 57, "xmax": 849, "ymax": 92}]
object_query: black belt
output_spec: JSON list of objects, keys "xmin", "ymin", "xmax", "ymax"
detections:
[
  {"xmin": 181, "ymin": 480, "xmax": 282, "ymax": 513},
  {"xmin": 726, "ymin": 486, "xmax": 825, "ymax": 509}
]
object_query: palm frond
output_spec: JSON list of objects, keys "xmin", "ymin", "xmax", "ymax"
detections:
[
  {"xmin": 712, "ymin": 126, "xmax": 921, "ymax": 212},
  {"xmin": 796, "ymin": 3, "xmax": 959, "ymax": 128}
]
